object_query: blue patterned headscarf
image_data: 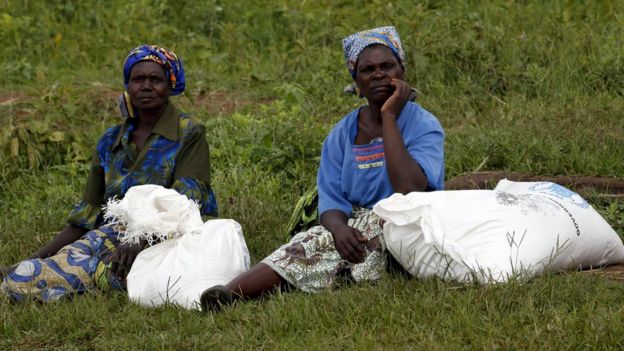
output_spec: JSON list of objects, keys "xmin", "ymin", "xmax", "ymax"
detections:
[
  {"xmin": 122, "ymin": 45, "xmax": 186, "ymax": 96},
  {"xmin": 342, "ymin": 26, "xmax": 405, "ymax": 78}
]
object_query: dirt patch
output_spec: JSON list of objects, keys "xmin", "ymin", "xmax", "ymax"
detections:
[
  {"xmin": 580, "ymin": 263, "xmax": 624, "ymax": 282},
  {"xmin": 194, "ymin": 90, "xmax": 273, "ymax": 116},
  {"xmin": 95, "ymin": 88, "xmax": 274, "ymax": 115},
  {"xmin": 445, "ymin": 171, "xmax": 624, "ymax": 195},
  {"xmin": 97, "ymin": 88, "xmax": 121, "ymax": 102},
  {"xmin": 0, "ymin": 92, "xmax": 28, "ymax": 106},
  {"xmin": 0, "ymin": 92, "xmax": 34, "ymax": 122},
  {"xmin": 1, "ymin": 88, "xmax": 273, "ymax": 117}
]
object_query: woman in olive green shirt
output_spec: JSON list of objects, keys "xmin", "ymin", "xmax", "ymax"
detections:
[{"xmin": 1, "ymin": 45, "xmax": 217, "ymax": 301}]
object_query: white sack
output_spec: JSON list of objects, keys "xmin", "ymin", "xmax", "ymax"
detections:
[
  {"xmin": 373, "ymin": 179, "xmax": 624, "ymax": 283},
  {"xmin": 103, "ymin": 184, "xmax": 204, "ymax": 245},
  {"xmin": 102, "ymin": 184, "xmax": 250, "ymax": 310},
  {"xmin": 126, "ymin": 219, "xmax": 250, "ymax": 310}
]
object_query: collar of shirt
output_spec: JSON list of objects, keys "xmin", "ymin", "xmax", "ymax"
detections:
[{"xmin": 112, "ymin": 102, "xmax": 180, "ymax": 150}]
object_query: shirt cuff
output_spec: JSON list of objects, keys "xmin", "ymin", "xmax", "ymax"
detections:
[
  {"xmin": 66, "ymin": 200, "xmax": 102, "ymax": 230},
  {"xmin": 172, "ymin": 177, "xmax": 219, "ymax": 217}
]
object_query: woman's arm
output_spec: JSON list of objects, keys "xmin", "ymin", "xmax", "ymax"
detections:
[
  {"xmin": 171, "ymin": 123, "xmax": 218, "ymax": 216},
  {"xmin": 29, "ymin": 224, "xmax": 88, "ymax": 259},
  {"xmin": 381, "ymin": 78, "xmax": 433, "ymax": 194},
  {"xmin": 0, "ymin": 224, "xmax": 87, "ymax": 278}
]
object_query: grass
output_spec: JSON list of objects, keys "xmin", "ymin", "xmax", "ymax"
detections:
[
  {"xmin": 2, "ymin": 274, "xmax": 624, "ymax": 349},
  {"xmin": 1, "ymin": 0, "xmax": 624, "ymax": 349}
]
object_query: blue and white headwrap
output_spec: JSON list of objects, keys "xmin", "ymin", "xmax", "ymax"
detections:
[{"xmin": 342, "ymin": 26, "xmax": 405, "ymax": 78}]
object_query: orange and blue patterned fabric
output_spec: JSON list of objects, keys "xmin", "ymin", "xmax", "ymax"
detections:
[{"xmin": 342, "ymin": 26, "xmax": 405, "ymax": 78}]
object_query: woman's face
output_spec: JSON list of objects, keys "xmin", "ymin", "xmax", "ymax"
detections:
[
  {"xmin": 127, "ymin": 61, "xmax": 171, "ymax": 112},
  {"xmin": 355, "ymin": 45, "xmax": 404, "ymax": 105}
]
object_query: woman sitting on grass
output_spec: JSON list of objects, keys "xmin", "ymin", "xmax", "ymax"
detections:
[
  {"xmin": 200, "ymin": 26, "xmax": 445, "ymax": 311},
  {"xmin": 0, "ymin": 45, "xmax": 218, "ymax": 301}
]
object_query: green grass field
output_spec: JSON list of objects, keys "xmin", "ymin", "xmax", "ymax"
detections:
[{"xmin": 1, "ymin": 0, "xmax": 624, "ymax": 349}]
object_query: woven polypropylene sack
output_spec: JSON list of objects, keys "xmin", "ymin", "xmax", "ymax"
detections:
[
  {"xmin": 126, "ymin": 219, "xmax": 250, "ymax": 309},
  {"xmin": 373, "ymin": 180, "xmax": 624, "ymax": 283}
]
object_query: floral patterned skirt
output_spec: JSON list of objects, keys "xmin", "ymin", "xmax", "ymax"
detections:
[
  {"xmin": 1, "ymin": 226, "xmax": 123, "ymax": 302},
  {"xmin": 262, "ymin": 209, "xmax": 386, "ymax": 293}
]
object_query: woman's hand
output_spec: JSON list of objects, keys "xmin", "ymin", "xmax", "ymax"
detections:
[
  {"xmin": 331, "ymin": 225, "xmax": 369, "ymax": 264},
  {"xmin": 380, "ymin": 78, "xmax": 411, "ymax": 120},
  {"xmin": 321, "ymin": 209, "xmax": 369, "ymax": 263},
  {"xmin": 109, "ymin": 242, "xmax": 144, "ymax": 281}
]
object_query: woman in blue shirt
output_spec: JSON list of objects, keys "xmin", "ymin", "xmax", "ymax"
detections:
[{"xmin": 201, "ymin": 26, "xmax": 444, "ymax": 311}]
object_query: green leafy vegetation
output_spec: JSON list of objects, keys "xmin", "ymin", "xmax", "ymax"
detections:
[{"xmin": 1, "ymin": 0, "xmax": 623, "ymax": 349}]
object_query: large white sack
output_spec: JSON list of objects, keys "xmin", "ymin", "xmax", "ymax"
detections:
[
  {"xmin": 126, "ymin": 219, "xmax": 250, "ymax": 310},
  {"xmin": 102, "ymin": 184, "xmax": 251, "ymax": 310},
  {"xmin": 373, "ymin": 179, "xmax": 624, "ymax": 283}
]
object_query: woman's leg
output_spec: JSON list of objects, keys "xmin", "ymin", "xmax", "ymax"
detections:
[
  {"xmin": 201, "ymin": 226, "xmax": 339, "ymax": 312},
  {"xmin": 1, "ymin": 229, "xmax": 119, "ymax": 301},
  {"xmin": 201, "ymin": 213, "xmax": 385, "ymax": 312},
  {"xmin": 226, "ymin": 262, "xmax": 286, "ymax": 299},
  {"xmin": 200, "ymin": 263, "xmax": 285, "ymax": 312}
]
